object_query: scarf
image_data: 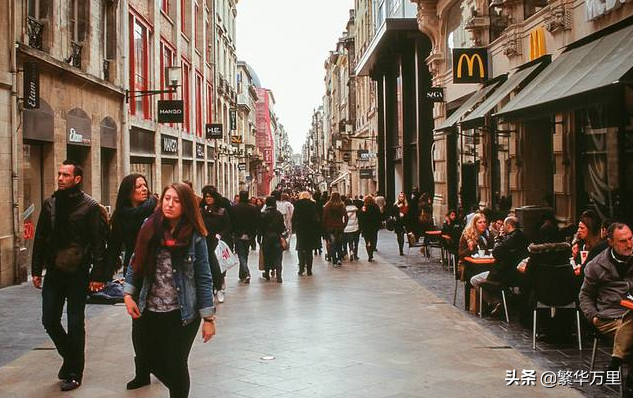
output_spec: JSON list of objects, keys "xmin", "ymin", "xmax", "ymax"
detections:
[
  {"xmin": 52, "ymin": 185, "xmax": 83, "ymax": 248},
  {"xmin": 131, "ymin": 209, "xmax": 194, "ymax": 277}
]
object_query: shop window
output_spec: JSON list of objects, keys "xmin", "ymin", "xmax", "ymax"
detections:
[
  {"xmin": 103, "ymin": 0, "xmax": 116, "ymax": 80},
  {"xmin": 129, "ymin": 13, "xmax": 151, "ymax": 119},
  {"xmin": 524, "ymin": 0, "xmax": 548, "ymax": 20},
  {"xmin": 182, "ymin": 59, "xmax": 191, "ymax": 132}
]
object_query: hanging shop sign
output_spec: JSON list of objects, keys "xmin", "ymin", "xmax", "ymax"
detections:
[
  {"xmin": 359, "ymin": 168, "xmax": 375, "ymax": 179},
  {"xmin": 230, "ymin": 135, "xmax": 243, "ymax": 144},
  {"xmin": 196, "ymin": 143, "xmax": 205, "ymax": 159},
  {"xmin": 206, "ymin": 123, "xmax": 223, "ymax": 139},
  {"xmin": 342, "ymin": 152, "xmax": 352, "ymax": 162},
  {"xmin": 161, "ymin": 134, "xmax": 178, "ymax": 155},
  {"xmin": 230, "ymin": 108, "xmax": 237, "ymax": 130},
  {"xmin": 238, "ymin": 163, "xmax": 246, "ymax": 171},
  {"xmin": 425, "ymin": 87, "xmax": 445, "ymax": 102},
  {"xmin": 67, "ymin": 109, "xmax": 92, "ymax": 146},
  {"xmin": 357, "ymin": 150, "xmax": 371, "ymax": 161},
  {"xmin": 452, "ymin": 48, "xmax": 488, "ymax": 84},
  {"xmin": 157, "ymin": 100, "xmax": 184, "ymax": 123},
  {"xmin": 23, "ymin": 62, "xmax": 40, "ymax": 109}
]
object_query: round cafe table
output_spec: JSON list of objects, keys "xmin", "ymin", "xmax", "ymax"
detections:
[{"xmin": 461, "ymin": 256, "xmax": 496, "ymax": 311}]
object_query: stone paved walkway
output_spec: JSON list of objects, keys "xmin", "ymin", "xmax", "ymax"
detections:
[{"xmin": 0, "ymin": 241, "xmax": 583, "ymax": 397}]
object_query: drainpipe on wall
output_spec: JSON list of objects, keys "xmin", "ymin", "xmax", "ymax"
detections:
[
  {"xmin": 121, "ymin": 0, "xmax": 130, "ymax": 176},
  {"xmin": 10, "ymin": 0, "xmax": 23, "ymax": 284}
]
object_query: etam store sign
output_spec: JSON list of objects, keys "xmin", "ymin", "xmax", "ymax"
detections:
[{"xmin": 586, "ymin": 0, "xmax": 632, "ymax": 21}]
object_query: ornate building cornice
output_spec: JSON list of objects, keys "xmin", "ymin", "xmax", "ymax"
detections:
[
  {"xmin": 545, "ymin": 1, "xmax": 572, "ymax": 33},
  {"xmin": 411, "ymin": 0, "xmax": 440, "ymax": 48}
]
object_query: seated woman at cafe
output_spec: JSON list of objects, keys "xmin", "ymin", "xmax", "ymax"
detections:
[
  {"xmin": 572, "ymin": 210, "xmax": 602, "ymax": 272},
  {"xmin": 458, "ymin": 212, "xmax": 494, "ymax": 264},
  {"xmin": 441, "ymin": 209, "xmax": 462, "ymax": 253}
]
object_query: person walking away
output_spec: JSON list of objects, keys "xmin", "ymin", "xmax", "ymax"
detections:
[
  {"xmin": 124, "ymin": 183, "xmax": 216, "ymax": 398},
  {"xmin": 312, "ymin": 191, "xmax": 324, "ymax": 256},
  {"xmin": 392, "ymin": 192, "xmax": 409, "ymax": 256},
  {"xmin": 106, "ymin": 174, "xmax": 157, "ymax": 390},
  {"xmin": 231, "ymin": 191, "xmax": 261, "ymax": 283},
  {"xmin": 344, "ymin": 198, "xmax": 360, "ymax": 261},
  {"xmin": 277, "ymin": 192, "xmax": 294, "ymax": 239},
  {"xmin": 322, "ymin": 192, "xmax": 349, "ymax": 267},
  {"xmin": 359, "ymin": 196, "xmax": 382, "ymax": 262},
  {"xmin": 292, "ymin": 191, "xmax": 319, "ymax": 275},
  {"xmin": 200, "ymin": 187, "xmax": 232, "ymax": 303},
  {"xmin": 580, "ymin": 223, "xmax": 633, "ymax": 395},
  {"xmin": 31, "ymin": 160, "xmax": 107, "ymax": 391},
  {"xmin": 260, "ymin": 197, "xmax": 287, "ymax": 282}
]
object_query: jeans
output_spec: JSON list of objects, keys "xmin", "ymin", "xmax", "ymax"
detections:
[
  {"xmin": 327, "ymin": 231, "xmax": 344, "ymax": 263},
  {"xmin": 343, "ymin": 231, "xmax": 360, "ymax": 258},
  {"xmin": 41, "ymin": 268, "xmax": 89, "ymax": 381},
  {"xmin": 140, "ymin": 310, "xmax": 200, "ymax": 398},
  {"xmin": 234, "ymin": 239, "xmax": 251, "ymax": 280}
]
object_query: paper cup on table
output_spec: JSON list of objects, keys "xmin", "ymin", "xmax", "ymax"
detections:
[
  {"xmin": 478, "ymin": 249, "xmax": 485, "ymax": 257},
  {"xmin": 580, "ymin": 250, "xmax": 589, "ymax": 264}
]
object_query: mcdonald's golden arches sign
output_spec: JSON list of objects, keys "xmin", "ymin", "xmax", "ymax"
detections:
[{"xmin": 452, "ymin": 48, "xmax": 488, "ymax": 84}]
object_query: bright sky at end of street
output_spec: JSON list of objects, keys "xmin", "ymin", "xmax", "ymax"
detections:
[{"xmin": 236, "ymin": 0, "xmax": 355, "ymax": 155}]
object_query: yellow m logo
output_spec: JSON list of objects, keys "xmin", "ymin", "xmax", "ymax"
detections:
[{"xmin": 456, "ymin": 53, "xmax": 485, "ymax": 79}]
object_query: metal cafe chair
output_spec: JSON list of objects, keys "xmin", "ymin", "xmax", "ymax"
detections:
[
  {"xmin": 405, "ymin": 232, "xmax": 425, "ymax": 265},
  {"xmin": 478, "ymin": 281, "xmax": 510, "ymax": 323}
]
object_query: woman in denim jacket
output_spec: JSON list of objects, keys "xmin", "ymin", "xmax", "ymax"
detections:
[{"xmin": 124, "ymin": 182, "xmax": 215, "ymax": 398}]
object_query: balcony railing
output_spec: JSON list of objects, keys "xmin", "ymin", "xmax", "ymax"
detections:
[{"xmin": 28, "ymin": 17, "xmax": 43, "ymax": 50}]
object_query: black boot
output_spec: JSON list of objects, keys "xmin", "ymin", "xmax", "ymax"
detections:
[
  {"xmin": 262, "ymin": 271, "xmax": 270, "ymax": 281},
  {"xmin": 307, "ymin": 264, "xmax": 312, "ymax": 276},
  {"xmin": 298, "ymin": 266, "xmax": 305, "ymax": 276},
  {"xmin": 126, "ymin": 357, "xmax": 151, "ymax": 390}
]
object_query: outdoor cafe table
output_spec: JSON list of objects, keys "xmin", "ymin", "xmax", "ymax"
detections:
[{"xmin": 461, "ymin": 256, "xmax": 496, "ymax": 311}]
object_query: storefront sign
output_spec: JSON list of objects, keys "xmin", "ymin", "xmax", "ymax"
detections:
[
  {"xmin": 230, "ymin": 135, "xmax": 243, "ymax": 144},
  {"xmin": 196, "ymin": 143, "xmax": 205, "ymax": 159},
  {"xmin": 238, "ymin": 163, "xmax": 246, "ymax": 171},
  {"xmin": 342, "ymin": 152, "xmax": 352, "ymax": 162},
  {"xmin": 586, "ymin": 0, "xmax": 632, "ymax": 21},
  {"xmin": 206, "ymin": 123, "xmax": 223, "ymax": 139},
  {"xmin": 157, "ymin": 100, "xmax": 184, "ymax": 123},
  {"xmin": 67, "ymin": 108, "xmax": 92, "ymax": 146},
  {"xmin": 425, "ymin": 87, "xmax": 445, "ymax": 102},
  {"xmin": 161, "ymin": 135, "xmax": 178, "ymax": 155},
  {"xmin": 23, "ymin": 62, "xmax": 40, "ymax": 109},
  {"xmin": 452, "ymin": 48, "xmax": 488, "ymax": 84},
  {"xmin": 230, "ymin": 108, "xmax": 237, "ymax": 130},
  {"xmin": 359, "ymin": 169, "xmax": 375, "ymax": 179},
  {"xmin": 357, "ymin": 150, "xmax": 371, "ymax": 161}
]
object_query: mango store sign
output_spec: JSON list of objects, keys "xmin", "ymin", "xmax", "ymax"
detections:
[{"xmin": 586, "ymin": 0, "xmax": 632, "ymax": 21}]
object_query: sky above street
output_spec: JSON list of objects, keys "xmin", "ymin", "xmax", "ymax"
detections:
[{"xmin": 236, "ymin": 0, "xmax": 355, "ymax": 154}]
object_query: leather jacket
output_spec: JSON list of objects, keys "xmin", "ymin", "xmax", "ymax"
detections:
[{"xmin": 31, "ymin": 189, "xmax": 107, "ymax": 281}]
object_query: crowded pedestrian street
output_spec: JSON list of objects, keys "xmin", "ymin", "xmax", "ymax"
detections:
[{"xmin": 0, "ymin": 235, "xmax": 584, "ymax": 398}]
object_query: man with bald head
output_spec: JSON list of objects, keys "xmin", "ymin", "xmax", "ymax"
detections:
[
  {"xmin": 580, "ymin": 222, "xmax": 633, "ymax": 390},
  {"xmin": 470, "ymin": 216, "xmax": 529, "ymax": 314}
]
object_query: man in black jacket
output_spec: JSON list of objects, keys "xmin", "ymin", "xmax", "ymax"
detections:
[
  {"xmin": 231, "ymin": 191, "xmax": 261, "ymax": 283},
  {"xmin": 580, "ymin": 223, "xmax": 633, "ymax": 393},
  {"xmin": 31, "ymin": 160, "xmax": 107, "ymax": 391},
  {"xmin": 470, "ymin": 216, "xmax": 528, "ymax": 313}
]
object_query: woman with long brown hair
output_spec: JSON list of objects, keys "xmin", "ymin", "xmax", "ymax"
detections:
[
  {"xmin": 359, "ymin": 195, "xmax": 382, "ymax": 262},
  {"xmin": 123, "ymin": 182, "xmax": 216, "ymax": 398},
  {"xmin": 322, "ymin": 192, "xmax": 349, "ymax": 266}
]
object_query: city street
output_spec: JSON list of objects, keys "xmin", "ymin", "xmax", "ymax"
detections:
[{"xmin": 0, "ymin": 236, "xmax": 582, "ymax": 398}]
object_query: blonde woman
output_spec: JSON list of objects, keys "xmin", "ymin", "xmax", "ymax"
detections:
[{"xmin": 458, "ymin": 212, "xmax": 493, "ymax": 263}]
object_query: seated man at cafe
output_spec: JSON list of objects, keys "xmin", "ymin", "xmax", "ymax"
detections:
[
  {"xmin": 470, "ymin": 217, "xmax": 528, "ymax": 315},
  {"xmin": 580, "ymin": 222, "xmax": 633, "ymax": 388}
]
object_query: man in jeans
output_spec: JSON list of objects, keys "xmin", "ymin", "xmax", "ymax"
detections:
[
  {"xmin": 231, "ymin": 191, "xmax": 261, "ymax": 283},
  {"xmin": 580, "ymin": 222, "xmax": 633, "ymax": 394},
  {"xmin": 31, "ymin": 160, "xmax": 107, "ymax": 391}
]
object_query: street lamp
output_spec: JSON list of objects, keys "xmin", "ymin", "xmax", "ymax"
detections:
[{"xmin": 125, "ymin": 66, "xmax": 181, "ymax": 103}]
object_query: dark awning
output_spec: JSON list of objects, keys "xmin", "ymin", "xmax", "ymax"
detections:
[
  {"xmin": 434, "ymin": 78, "xmax": 505, "ymax": 134},
  {"xmin": 495, "ymin": 23, "xmax": 633, "ymax": 120},
  {"xmin": 460, "ymin": 56, "xmax": 550, "ymax": 130}
]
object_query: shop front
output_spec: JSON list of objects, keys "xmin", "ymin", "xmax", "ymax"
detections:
[
  {"xmin": 66, "ymin": 108, "xmax": 92, "ymax": 192},
  {"xmin": 130, "ymin": 127, "xmax": 156, "ymax": 192},
  {"xmin": 161, "ymin": 134, "xmax": 179, "ymax": 190}
]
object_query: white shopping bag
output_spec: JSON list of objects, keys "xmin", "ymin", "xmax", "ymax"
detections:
[{"xmin": 214, "ymin": 240, "xmax": 239, "ymax": 272}]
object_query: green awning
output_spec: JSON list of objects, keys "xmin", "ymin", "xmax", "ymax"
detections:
[
  {"xmin": 495, "ymin": 23, "xmax": 633, "ymax": 120},
  {"xmin": 460, "ymin": 56, "xmax": 550, "ymax": 130}
]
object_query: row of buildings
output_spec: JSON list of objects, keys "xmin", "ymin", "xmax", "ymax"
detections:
[
  {"xmin": 306, "ymin": 0, "xmax": 633, "ymax": 234},
  {"xmin": 0, "ymin": 0, "xmax": 292, "ymax": 287}
]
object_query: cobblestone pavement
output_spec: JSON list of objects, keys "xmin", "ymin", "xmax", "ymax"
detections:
[
  {"xmin": 373, "ymin": 230, "xmax": 620, "ymax": 398},
  {"xmin": 0, "ymin": 237, "xmax": 585, "ymax": 398}
]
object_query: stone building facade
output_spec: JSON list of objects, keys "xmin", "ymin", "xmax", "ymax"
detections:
[
  {"xmin": 410, "ymin": 0, "xmax": 633, "ymax": 227},
  {"xmin": 236, "ymin": 61, "xmax": 261, "ymax": 198}
]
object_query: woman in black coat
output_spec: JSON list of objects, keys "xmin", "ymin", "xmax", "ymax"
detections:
[
  {"xmin": 358, "ymin": 195, "xmax": 382, "ymax": 262},
  {"xmin": 107, "ymin": 173, "xmax": 157, "ymax": 390},
  {"xmin": 292, "ymin": 191, "xmax": 319, "ymax": 276},
  {"xmin": 260, "ymin": 196, "xmax": 287, "ymax": 283},
  {"xmin": 200, "ymin": 186, "xmax": 231, "ymax": 303}
]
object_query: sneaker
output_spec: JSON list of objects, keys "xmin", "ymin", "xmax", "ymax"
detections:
[
  {"xmin": 60, "ymin": 378, "xmax": 81, "ymax": 392},
  {"xmin": 217, "ymin": 290, "xmax": 225, "ymax": 303}
]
